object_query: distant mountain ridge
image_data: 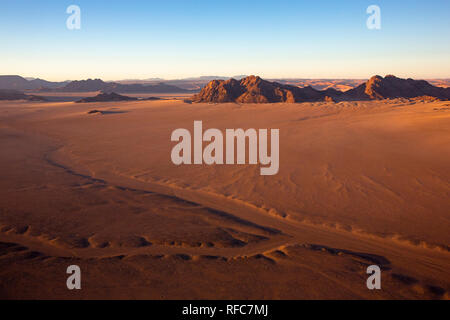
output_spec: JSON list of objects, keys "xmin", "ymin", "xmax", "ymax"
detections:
[
  {"xmin": 52, "ymin": 78, "xmax": 191, "ymax": 94},
  {"xmin": 1, "ymin": 75, "xmax": 449, "ymax": 96},
  {"xmin": 0, "ymin": 75, "xmax": 68, "ymax": 90},
  {"xmin": 192, "ymin": 75, "xmax": 450, "ymax": 103},
  {"xmin": 0, "ymin": 75, "xmax": 191, "ymax": 94}
]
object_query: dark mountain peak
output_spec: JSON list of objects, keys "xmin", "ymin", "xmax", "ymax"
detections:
[
  {"xmin": 240, "ymin": 75, "xmax": 262, "ymax": 84},
  {"xmin": 0, "ymin": 75, "xmax": 27, "ymax": 80},
  {"xmin": 59, "ymin": 78, "xmax": 109, "ymax": 92},
  {"xmin": 0, "ymin": 75, "xmax": 68, "ymax": 90},
  {"xmin": 367, "ymin": 75, "xmax": 383, "ymax": 84},
  {"xmin": 192, "ymin": 76, "xmax": 323, "ymax": 103},
  {"xmin": 360, "ymin": 75, "xmax": 449, "ymax": 100},
  {"xmin": 76, "ymin": 92, "xmax": 138, "ymax": 103},
  {"xmin": 0, "ymin": 75, "xmax": 33, "ymax": 90},
  {"xmin": 72, "ymin": 78, "xmax": 106, "ymax": 84}
]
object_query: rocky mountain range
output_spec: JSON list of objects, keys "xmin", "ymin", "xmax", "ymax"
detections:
[
  {"xmin": 345, "ymin": 75, "xmax": 450, "ymax": 100},
  {"xmin": 0, "ymin": 75, "xmax": 68, "ymax": 90},
  {"xmin": 191, "ymin": 75, "xmax": 450, "ymax": 103},
  {"xmin": 2, "ymin": 75, "xmax": 449, "ymax": 94},
  {"xmin": 0, "ymin": 76, "xmax": 191, "ymax": 94},
  {"xmin": 51, "ymin": 79, "xmax": 191, "ymax": 93},
  {"xmin": 2, "ymin": 75, "xmax": 449, "ymax": 103}
]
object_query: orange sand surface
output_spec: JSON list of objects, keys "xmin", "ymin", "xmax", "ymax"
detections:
[{"xmin": 0, "ymin": 99, "xmax": 449, "ymax": 299}]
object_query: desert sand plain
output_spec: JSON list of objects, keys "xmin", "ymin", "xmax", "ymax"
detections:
[{"xmin": 0, "ymin": 96, "xmax": 449, "ymax": 299}]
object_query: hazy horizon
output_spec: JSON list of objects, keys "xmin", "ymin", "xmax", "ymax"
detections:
[
  {"xmin": 3, "ymin": 74, "xmax": 450, "ymax": 83},
  {"xmin": 1, "ymin": 0, "xmax": 450, "ymax": 81}
]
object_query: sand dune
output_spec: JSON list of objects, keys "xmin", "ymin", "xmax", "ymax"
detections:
[{"xmin": 0, "ymin": 98, "xmax": 449, "ymax": 299}]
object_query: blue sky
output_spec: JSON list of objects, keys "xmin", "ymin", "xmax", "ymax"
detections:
[{"xmin": 0, "ymin": 0, "xmax": 449, "ymax": 80}]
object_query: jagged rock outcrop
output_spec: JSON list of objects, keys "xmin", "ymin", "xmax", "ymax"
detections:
[
  {"xmin": 192, "ymin": 76, "xmax": 325, "ymax": 103},
  {"xmin": 192, "ymin": 75, "xmax": 450, "ymax": 103},
  {"xmin": 345, "ymin": 75, "xmax": 450, "ymax": 100},
  {"xmin": 76, "ymin": 92, "xmax": 138, "ymax": 103}
]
